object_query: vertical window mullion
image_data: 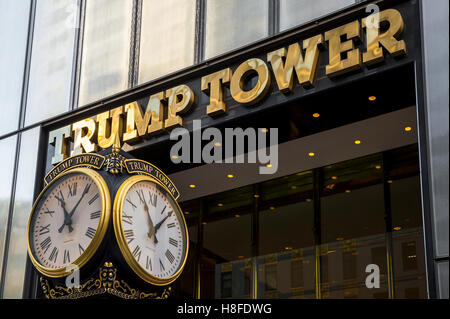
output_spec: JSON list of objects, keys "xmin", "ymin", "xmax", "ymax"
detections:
[{"xmin": 72, "ymin": 0, "xmax": 86, "ymax": 109}]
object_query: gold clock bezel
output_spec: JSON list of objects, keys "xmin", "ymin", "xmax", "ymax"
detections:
[
  {"xmin": 113, "ymin": 174, "xmax": 189, "ymax": 286},
  {"xmin": 26, "ymin": 167, "xmax": 111, "ymax": 278}
]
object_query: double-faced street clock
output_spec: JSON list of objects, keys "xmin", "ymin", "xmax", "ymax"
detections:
[
  {"xmin": 26, "ymin": 138, "xmax": 188, "ymax": 299},
  {"xmin": 27, "ymin": 168, "xmax": 110, "ymax": 278},
  {"xmin": 113, "ymin": 175, "xmax": 188, "ymax": 286}
]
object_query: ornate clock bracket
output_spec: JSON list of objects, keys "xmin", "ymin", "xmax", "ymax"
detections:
[{"xmin": 39, "ymin": 262, "xmax": 172, "ymax": 299}]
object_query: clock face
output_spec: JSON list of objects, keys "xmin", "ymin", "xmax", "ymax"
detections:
[
  {"xmin": 27, "ymin": 168, "xmax": 110, "ymax": 277},
  {"xmin": 114, "ymin": 176, "xmax": 188, "ymax": 285}
]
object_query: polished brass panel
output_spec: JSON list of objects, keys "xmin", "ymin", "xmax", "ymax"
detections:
[
  {"xmin": 325, "ymin": 20, "xmax": 361, "ymax": 77},
  {"xmin": 71, "ymin": 118, "xmax": 98, "ymax": 156},
  {"xmin": 165, "ymin": 85, "xmax": 194, "ymax": 129},
  {"xmin": 49, "ymin": 125, "xmax": 73, "ymax": 165},
  {"xmin": 267, "ymin": 34, "xmax": 323, "ymax": 92},
  {"xmin": 27, "ymin": 167, "xmax": 111, "ymax": 278},
  {"xmin": 362, "ymin": 9, "xmax": 406, "ymax": 66},
  {"xmin": 201, "ymin": 68, "xmax": 232, "ymax": 116},
  {"xmin": 97, "ymin": 106, "xmax": 124, "ymax": 149},
  {"xmin": 230, "ymin": 58, "xmax": 271, "ymax": 105}
]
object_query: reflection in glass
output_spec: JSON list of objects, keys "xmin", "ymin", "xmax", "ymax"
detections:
[
  {"xmin": 138, "ymin": 0, "xmax": 196, "ymax": 83},
  {"xmin": 201, "ymin": 186, "xmax": 253, "ymax": 298},
  {"xmin": 0, "ymin": 135, "xmax": 18, "ymax": 282},
  {"xmin": 280, "ymin": 0, "xmax": 355, "ymax": 31},
  {"xmin": 2, "ymin": 128, "xmax": 40, "ymax": 298},
  {"xmin": 258, "ymin": 171, "xmax": 315, "ymax": 298},
  {"xmin": 0, "ymin": 1, "xmax": 30, "ymax": 135},
  {"xmin": 388, "ymin": 145, "xmax": 427, "ymax": 298},
  {"xmin": 177, "ymin": 199, "xmax": 200, "ymax": 298},
  {"xmin": 25, "ymin": 0, "xmax": 78, "ymax": 126},
  {"xmin": 205, "ymin": 0, "xmax": 269, "ymax": 59},
  {"xmin": 320, "ymin": 154, "xmax": 388, "ymax": 298},
  {"xmin": 78, "ymin": 0, "xmax": 133, "ymax": 106}
]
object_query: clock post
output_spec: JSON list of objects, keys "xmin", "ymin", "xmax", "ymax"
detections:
[{"xmin": 28, "ymin": 136, "xmax": 188, "ymax": 299}]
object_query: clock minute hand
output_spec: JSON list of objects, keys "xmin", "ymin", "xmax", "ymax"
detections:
[{"xmin": 68, "ymin": 183, "xmax": 90, "ymax": 218}]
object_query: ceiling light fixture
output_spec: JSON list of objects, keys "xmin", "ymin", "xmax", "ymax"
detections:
[
  {"xmin": 313, "ymin": 113, "xmax": 320, "ymax": 118},
  {"xmin": 369, "ymin": 96, "xmax": 377, "ymax": 101}
]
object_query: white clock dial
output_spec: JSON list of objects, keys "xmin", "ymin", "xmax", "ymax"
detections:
[
  {"xmin": 27, "ymin": 168, "xmax": 109, "ymax": 276},
  {"xmin": 115, "ymin": 177, "xmax": 188, "ymax": 284}
]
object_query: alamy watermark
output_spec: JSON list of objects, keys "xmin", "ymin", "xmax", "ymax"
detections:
[{"xmin": 169, "ymin": 120, "xmax": 279, "ymax": 175}]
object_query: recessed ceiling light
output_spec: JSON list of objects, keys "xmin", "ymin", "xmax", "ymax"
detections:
[
  {"xmin": 284, "ymin": 246, "xmax": 293, "ymax": 251},
  {"xmin": 235, "ymin": 214, "xmax": 240, "ymax": 218},
  {"xmin": 308, "ymin": 152, "xmax": 315, "ymax": 157},
  {"xmin": 202, "ymin": 221, "xmax": 207, "ymax": 225},
  {"xmin": 266, "ymin": 164, "xmax": 272, "ymax": 168},
  {"xmin": 375, "ymin": 165, "xmax": 382, "ymax": 170},
  {"xmin": 354, "ymin": 140, "xmax": 361, "ymax": 145},
  {"xmin": 261, "ymin": 128, "xmax": 268, "ymax": 133},
  {"xmin": 369, "ymin": 96, "xmax": 377, "ymax": 101},
  {"xmin": 331, "ymin": 176, "xmax": 338, "ymax": 180},
  {"xmin": 291, "ymin": 185, "xmax": 297, "ymax": 190},
  {"xmin": 227, "ymin": 174, "xmax": 234, "ymax": 179},
  {"xmin": 345, "ymin": 190, "xmax": 351, "ymax": 193},
  {"xmin": 218, "ymin": 203, "xmax": 223, "ymax": 207},
  {"xmin": 404, "ymin": 126, "xmax": 412, "ymax": 132},
  {"xmin": 254, "ymin": 194, "xmax": 260, "ymax": 198},
  {"xmin": 269, "ymin": 206, "xmax": 275, "ymax": 211},
  {"xmin": 388, "ymin": 180, "xmax": 393, "ymax": 184},
  {"xmin": 336, "ymin": 237, "xmax": 344, "ymax": 241},
  {"xmin": 184, "ymin": 211, "xmax": 190, "ymax": 215},
  {"xmin": 305, "ymin": 198, "xmax": 312, "ymax": 203},
  {"xmin": 189, "ymin": 184, "xmax": 196, "ymax": 189},
  {"xmin": 393, "ymin": 226, "xmax": 402, "ymax": 231},
  {"xmin": 313, "ymin": 113, "xmax": 320, "ymax": 118}
]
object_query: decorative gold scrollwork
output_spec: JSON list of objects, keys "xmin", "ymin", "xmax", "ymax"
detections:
[{"xmin": 40, "ymin": 262, "xmax": 171, "ymax": 299}]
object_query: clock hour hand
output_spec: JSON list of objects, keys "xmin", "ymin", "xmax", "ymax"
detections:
[
  {"xmin": 56, "ymin": 197, "xmax": 73, "ymax": 233},
  {"xmin": 154, "ymin": 211, "xmax": 173, "ymax": 234}
]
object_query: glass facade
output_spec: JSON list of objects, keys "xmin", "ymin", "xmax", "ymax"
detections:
[
  {"xmin": 0, "ymin": 0, "xmax": 447, "ymax": 300},
  {"xmin": 178, "ymin": 145, "xmax": 427, "ymax": 299}
]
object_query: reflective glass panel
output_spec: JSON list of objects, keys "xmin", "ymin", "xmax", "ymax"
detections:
[
  {"xmin": 258, "ymin": 171, "xmax": 315, "ymax": 299},
  {"xmin": 3, "ymin": 128, "xmax": 40, "ymax": 298},
  {"xmin": 25, "ymin": 0, "xmax": 78, "ymax": 126},
  {"xmin": 138, "ymin": 0, "xmax": 196, "ymax": 83},
  {"xmin": 78, "ymin": 0, "xmax": 133, "ymax": 106},
  {"xmin": 0, "ymin": 135, "xmax": 18, "ymax": 282},
  {"xmin": 205, "ymin": 0, "xmax": 269, "ymax": 59},
  {"xmin": 320, "ymin": 153, "xmax": 388, "ymax": 299},
  {"xmin": 0, "ymin": 1, "xmax": 30, "ymax": 135},
  {"xmin": 201, "ymin": 185, "xmax": 253, "ymax": 298},
  {"xmin": 280, "ymin": 0, "xmax": 355, "ymax": 31}
]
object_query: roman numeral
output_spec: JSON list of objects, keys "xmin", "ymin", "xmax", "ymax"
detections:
[
  {"xmin": 149, "ymin": 192, "xmax": 157, "ymax": 207},
  {"xmin": 122, "ymin": 211, "xmax": 133, "ymax": 225},
  {"xmin": 160, "ymin": 205, "xmax": 166, "ymax": 215},
  {"xmin": 136, "ymin": 190, "xmax": 146, "ymax": 205},
  {"xmin": 132, "ymin": 245, "xmax": 142, "ymax": 262},
  {"xmin": 55, "ymin": 190, "xmax": 64, "ymax": 206},
  {"xmin": 68, "ymin": 182, "xmax": 77, "ymax": 197},
  {"xmin": 40, "ymin": 237, "xmax": 52, "ymax": 254},
  {"xmin": 90, "ymin": 211, "xmax": 101, "ymax": 219},
  {"xmin": 124, "ymin": 229, "xmax": 135, "ymax": 244},
  {"xmin": 165, "ymin": 249, "xmax": 175, "ymax": 264},
  {"xmin": 169, "ymin": 237, "xmax": 178, "ymax": 247},
  {"xmin": 146, "ymin": 255, "xmax": 152, "ymax": 271},
  {"xmin": 88, "ymin": 193, "xmax": 99, "ymax": 205},
  {"xmin": 83, "ymin": 183, "xmax": 91, "ymax": 195},
  {"xmin": 39, "ymin": 224, "xmax": 51, "ymax": 236},
  {"xmin": 44, "ymin": 209, "xmax": 54, "ymax": 218},
  {"xmin": 78, "ymin": 244, "xmax": 85, "ymax": 255},
  {"xmin": 85, "ymin": 227, "xmax": 96, "ymax": 239},
  {"xmin": 167, "ymin": 222, "xmax": 176, "ymax": 228},
  {"xmin": 63, "ymin": 249, "xmax": 70, "ymax": 264},
  {"xmin": 159, "ymin": 258, "xmax": 165, "ymax": 271},
  {"xmin": 49, "ymin": 247, "xmax": 59, "ymax": 263},
  {"xmin": 126, "ymin": 198, "xmax": 137, "ymax": 209}
]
